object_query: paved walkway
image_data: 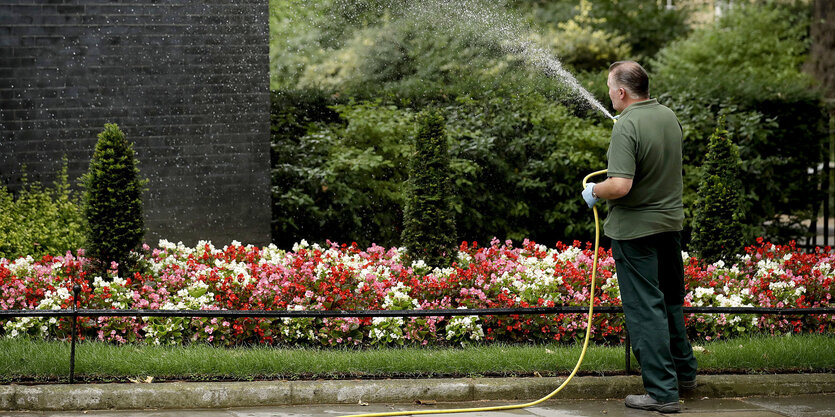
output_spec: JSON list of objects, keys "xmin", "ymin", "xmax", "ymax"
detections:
[
  {"xmin": 3, "ymin": 394, "xmax": 834, "ymax": 416},
  {"xmin": 2, "ymin": 374, "xmax": 834, "ymax": 416}
]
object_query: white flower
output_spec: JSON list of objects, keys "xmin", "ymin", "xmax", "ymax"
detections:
[
  {"xmin": 292, "ymin": 239, "xmax": 310, "ymax": 252},
  {"xmin": 769, "ymin": 281, "xmax": 795, "ymax": 291},
  {"xmin": 446, "ymin": 308, "xmax": 484, "ymax": 342},
  {"xmin": 158, "ymin": 239, "xmax": 173, "ymax": 249},
  {"xmin": 557, "ymin": 246, "xmax": 582, "ymax": 263},
  {"xmin": 813, "ymin": 262, "xmax": 833, "ymax": 277},
  {"xmin": 411, "ymin": 259, "xmax": 427, "ymax": 270},
  {"xmin": 694, "ymin": 287, "xmax": 715, "ymax": 298},
  {"xmin": 382, "ymin": 282, "xmax": 418, "ymax": 310},
  {"xmin": 9, "ymin": 256, "xmax": 35, "ymax": 275},
  {"xmin": 794, "ymin": 286, "xmax": 806, "ymax": 297}
]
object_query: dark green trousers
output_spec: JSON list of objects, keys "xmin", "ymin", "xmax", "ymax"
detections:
[{"xmin": 611, "ymin": 231, "xmax": 698, "ymax": 403}]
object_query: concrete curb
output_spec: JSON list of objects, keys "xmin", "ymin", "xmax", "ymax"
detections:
[{"xmin": 2, "ymin": 374, "xmax": 834, "ymax": 411}]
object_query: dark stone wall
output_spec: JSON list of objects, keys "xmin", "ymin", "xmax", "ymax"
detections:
[{"xmin": 0, "ymin": 0, "xmax": 272, "ymax": 246}]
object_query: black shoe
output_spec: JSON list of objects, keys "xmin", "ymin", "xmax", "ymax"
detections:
[
  {"xmin": 625, "ymin": 394, "xmax": 681, "ymax": 413},
  {"xmin": 679, "ymin": 378, "xmax": 697, "ymax": 391}
]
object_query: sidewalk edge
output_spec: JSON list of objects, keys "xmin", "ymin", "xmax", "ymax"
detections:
[{"xmin": 2, "ymin": 373, "xmax": 834, "ymax": 411}]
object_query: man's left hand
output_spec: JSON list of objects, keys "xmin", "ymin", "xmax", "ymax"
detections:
[{"xmin": 582, "ymin": 183, "xmax": 598, "ymax": 208}]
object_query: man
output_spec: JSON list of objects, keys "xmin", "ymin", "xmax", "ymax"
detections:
[{"xmin": 581, "ymin": 61, "xmax": 698, "ymax": 413}]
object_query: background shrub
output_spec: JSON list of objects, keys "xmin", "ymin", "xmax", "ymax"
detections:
[
  {"xmin": 0, "ymin": 161, "xmax": 85, "ymax": 260},
  {"xmin": 269, "ymin": 0, "xmax": 827, "ymax": 250},
  {"xmin": 271, "ymin": 94, "xmax": 414, "ymax": 248},
  {"xmin": 651, "ymin": 2, "xmax": 827, "ymax": 243},
  {"xmin": 585, "ymin": 0, "xmax": 690, "ymax": 62},
  {"xmin": 402, "ymin": 109, "xmax": 457, "ymax": 268},
  {"xmin": 270, "ymin": 91, "xmax": 611, "ymax": 248},
  {"xmin": 530, "ymin": 0, "xmax": 631, "ymax": 73},
  {"xmin": 82, "ymin": 123, "xmax": 146, "ymax": 274},
  {"xmin": 690, "ymin": 119, "xmax": 745, "ymax": 264}
]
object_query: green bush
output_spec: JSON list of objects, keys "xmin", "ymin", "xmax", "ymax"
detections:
[
  {"xmin": 269, "ymin": 0, "xmax": 410, "ymax": 89},
  {"xmin": 295, "ymin": 17, "xmax": 532, "ymax": 105},
  {"xmin": 530, "ymin": 0, "xmax": 631, "ymax": 73},
  {"xmin": 445, "ymin": 94, "xmax": 612, "ymax": 243},
  {"xmin": 0, "ymin": 161, "xmax": 85, "ymax": 260},
  {"xmin": 82, "ymin": 124, "xmax": 146, "ymax": 275},
  {"xmin": 690, "ymin": 119, "xmax": 745, "ymax": 264},
  {"xmin": 402, "ymin": 110, "xmax": 457, "ymax": 268},
  {"xmin": 271, "ymin": 93, "xmax": 414, "ymax": 248},
  {"xmin": 290, "ymin": 0, "xmax": 631, "ymax": 111},
  {"xmin": 652, "ymin": 2, "xmax": 826, "ymax": 244},
  {"xmin": 270, "ymin": 91, "xmax": 611, "ymax": 248},
  {"xmin": 588, "ymin": 0, "xmax": 691, "ymax": 62}
]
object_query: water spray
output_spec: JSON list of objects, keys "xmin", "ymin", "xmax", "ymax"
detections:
[
  {"xmin": 393, "ymin": 0, "xmax": 615, "ymax": 120},
  {"xmin": 341, "ymin": 169, "xmax": 609, "ymax": 417}
]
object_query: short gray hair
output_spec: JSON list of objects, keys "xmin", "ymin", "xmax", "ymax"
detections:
[{"xmin": 609, "ymin": 61, "xmax": 649, "ymax": 99}]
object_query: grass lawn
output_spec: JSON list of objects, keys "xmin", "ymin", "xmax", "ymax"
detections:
[{"xmin": 1, "ymin": 334, "xmax": 832, "ymax": 383}]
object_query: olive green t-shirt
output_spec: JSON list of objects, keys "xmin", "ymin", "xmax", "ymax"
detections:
[{"xmin": 604, "ymin": 99, "xmax": 684, "ymax": 240}]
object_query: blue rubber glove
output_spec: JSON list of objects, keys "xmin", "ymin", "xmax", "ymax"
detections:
[{"xmin": 582, "ymin": 182, "xmax": 598, "ymax": 208}]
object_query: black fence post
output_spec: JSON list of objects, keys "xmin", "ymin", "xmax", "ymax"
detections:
[
  {"xmin": 824, "ymin": 126, "xmax": 831, "ymax": 248},
  {"xmin": 624, "ymin": 330, "xmax": 631, "ymax": 375},
  {"xmin": 69, "ymin": 284, "xmax": 80, "ymax": 384}
]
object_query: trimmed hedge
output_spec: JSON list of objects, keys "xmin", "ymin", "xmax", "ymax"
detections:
[
  {"xmin": 690, "ymin": 119, "xmax": 745, "ymax": 264},
  {"xmin": 82, "ymin": 124, "xmax": 146, "ymax": 274},
  {"xmin": 401, "ymin": 110, "xmax": 457, "ymax": 268}
]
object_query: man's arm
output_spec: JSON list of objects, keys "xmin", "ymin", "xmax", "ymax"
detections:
[{"xmin": 593, "ymin": 177, "xmax": 632, "ymax": 200}]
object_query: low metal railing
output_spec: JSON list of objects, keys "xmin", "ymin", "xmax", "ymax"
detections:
[{"xmin": 1, "ymin": 285, "xmax": 832, "ymax": 383}]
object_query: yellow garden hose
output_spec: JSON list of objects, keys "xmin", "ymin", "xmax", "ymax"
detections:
[{"xmin": 342, "ymin": 169, "xmax": 610, "ymax": 417}]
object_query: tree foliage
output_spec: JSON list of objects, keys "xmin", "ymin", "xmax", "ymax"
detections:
[
  {"xmin": 269, "ymin": 0, "xmax": 825, "ymax": 250},
  {"xmin": 270, "ymin": 91, "xmax": 610, "ymax": 248},
  {"xmin": 652, "ymin": 2, "xmax": 827, "ymax": 243},
  {"xmin": 82, "ymin": 124, "xmax": 146, "ymax": 274},
  {"xmin": 690, "ymin": 119, "xmax": 745, "ymax": 264},
  {"xmin": 0, "ymin": 161, "xmax": 85, "ymax": 260},
  {"xmin": 401, "ymin": 110, "xmax": 457, "ymax": 268}
]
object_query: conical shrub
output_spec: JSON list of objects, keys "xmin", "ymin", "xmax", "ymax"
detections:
[
  {"xmin": 82, "ymin": 123, "xmax": 145, "ymax": 275},
  {"xmin": 690, "ymin": 118, "xmax": 745, "ymax": 264},
  {"xmin": 401, "ymin": 109, "xmax": 457, "ymax": 269}
]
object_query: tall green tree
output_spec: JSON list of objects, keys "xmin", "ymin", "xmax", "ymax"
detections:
[
  {"xmin": 82, "ymin": 124, "xmax": 146, "ymax": 276},
  {"xmin": 652, "ymin": 2, "xmax": 825, "ymax": 244},
  {"xmin": 401, "ymin": 110, "xmax": 457, "ymax": 269},
  {"xmin": 690, "ymin": 119, "xmax": 745, "ymax": 264},
  {"xmin": 804, "ymin": 0, "xmax": 835, "ymax": 99}
]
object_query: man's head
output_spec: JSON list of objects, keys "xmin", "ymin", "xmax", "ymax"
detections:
[{"xmin": 607, "ymin": 61, "xmax": 650, "ymax": 113}]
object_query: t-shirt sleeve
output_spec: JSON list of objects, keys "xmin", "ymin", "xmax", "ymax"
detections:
[{"xmin": 606, "ymin": 124, "xmax": 636, "ymax": 179}]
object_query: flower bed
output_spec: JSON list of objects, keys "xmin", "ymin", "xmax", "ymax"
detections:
[{"xmin": 1, "ymin": 238, "xmax": 832, "ymax": 346}]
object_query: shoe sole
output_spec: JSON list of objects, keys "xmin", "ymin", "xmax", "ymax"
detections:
[{"xmin": 625, "ymin": 402, "xmax": 681, "ymax": 413}]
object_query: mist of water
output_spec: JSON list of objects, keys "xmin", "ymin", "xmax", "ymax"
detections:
[{"xmin": 332, "ymin": 0, "xmax": 615, "ymax": 120}]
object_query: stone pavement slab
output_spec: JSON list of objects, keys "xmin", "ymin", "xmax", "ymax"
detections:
[
  {"xmin": 2, "ymin": 394, "xmax": 834, "ymax": 417},
  {"xmin": 3, "ymin": 374, "xmax": 834, "ymax": 412}
]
